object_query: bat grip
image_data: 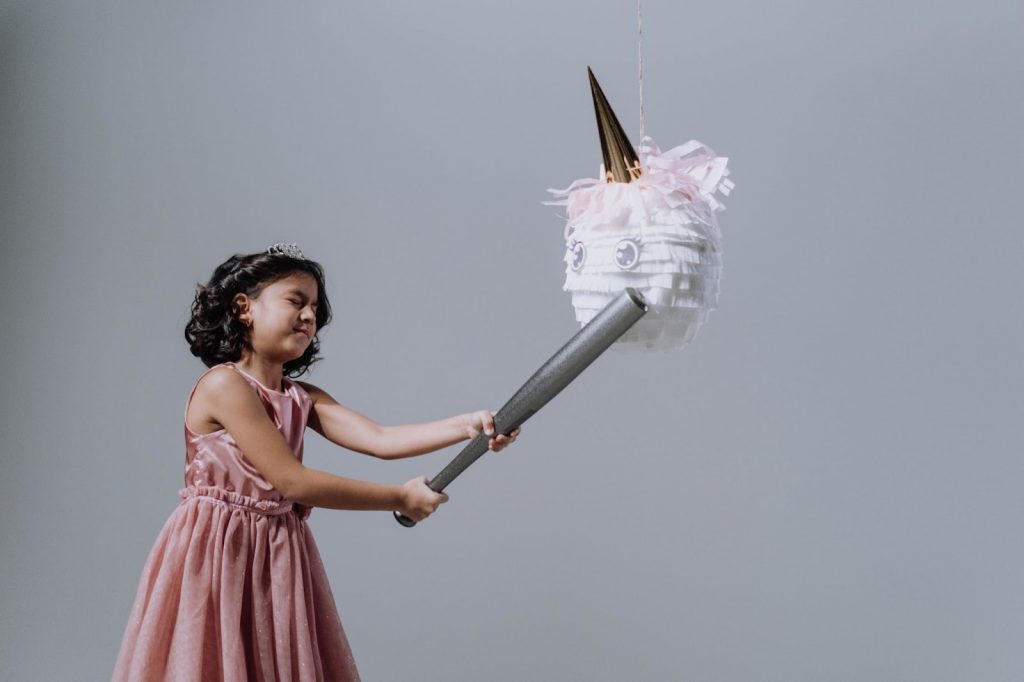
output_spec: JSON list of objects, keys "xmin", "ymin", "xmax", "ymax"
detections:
[
  {"xmin": 393, "ymin": 511, "xmax": 417, "ymax": 527},
  {"xmin": 392, "ymin": 427, "xmax": 506, "ymax": 528}
]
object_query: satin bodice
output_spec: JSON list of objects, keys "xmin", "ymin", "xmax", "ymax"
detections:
[{"xmin": 181, "ymin": 362, "xmax": 312, "ymax": 515}]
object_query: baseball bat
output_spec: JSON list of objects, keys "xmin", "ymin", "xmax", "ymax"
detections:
[{"xmin": 395, "ymin": 287, "xmax": 649, "ymax": 527}]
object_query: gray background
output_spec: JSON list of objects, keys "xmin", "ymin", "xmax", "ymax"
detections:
[{"xmin": 2, "ymin": 1, "xmax": 1022, "ymax": 680}]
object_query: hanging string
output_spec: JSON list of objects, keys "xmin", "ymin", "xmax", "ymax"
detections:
[{"xmin": 636, "ymin": 0, "xmax": 646, "ymax": 142}]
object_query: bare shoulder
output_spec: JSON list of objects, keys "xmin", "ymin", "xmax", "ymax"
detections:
[
  {"xmin": 187, "ymin": 366, "xmax": 261, "ymax": 433},
  {"xmin": 195, "ymin": 365, "xmax": 252, "ymax": 398}
]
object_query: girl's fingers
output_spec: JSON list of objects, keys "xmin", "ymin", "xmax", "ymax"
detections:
[{"xmin": 480, "ymin": 416, "xmax": 521, "ymax": 451}]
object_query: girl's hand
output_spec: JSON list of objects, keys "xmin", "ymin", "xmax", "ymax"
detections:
[
  {"xmin": 398, "ymin": 475, "xmax": 449, "ymax": 522},
  {"xmin": 466, "ymin": 410, "xmax": 522, "ymax": 453}
]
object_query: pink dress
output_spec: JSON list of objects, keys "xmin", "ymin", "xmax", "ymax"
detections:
[{"xmin": 113, "ymin": 362, "xmax": 360, "ymax": 681}]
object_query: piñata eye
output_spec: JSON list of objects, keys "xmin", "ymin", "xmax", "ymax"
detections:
[
  {"xmin": 569, "ymin": 241, "xmax": 587, "ymax": 271},
  {"xmin": 614, "ymin": 238, "xmax": 640, "ymax": 270}
]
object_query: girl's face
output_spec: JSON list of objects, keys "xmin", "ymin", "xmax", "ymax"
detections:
[{"xmin": 236, "ymin": 272, "xmax": 319, "ymax": 363}]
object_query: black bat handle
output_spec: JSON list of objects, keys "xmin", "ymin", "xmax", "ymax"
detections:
[{"xmin": 393, "ymin": 511, "xmax": 418, "ymax": 527}]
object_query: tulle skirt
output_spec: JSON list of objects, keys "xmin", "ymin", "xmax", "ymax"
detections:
[{"xmin": 113, "ymin": 492, "xmax": 360, "ymax": 681}]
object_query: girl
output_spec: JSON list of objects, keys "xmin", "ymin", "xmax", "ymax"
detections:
[{"xmin": 113, "ymin": 243, "xmax": 520, "ymax": 681}]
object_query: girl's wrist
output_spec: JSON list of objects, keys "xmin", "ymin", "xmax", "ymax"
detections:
[
  {"xmin": 394, "ymin": 483, "xmax": 409, "ymax": 511},
  {"xmin": 460, "ymin": 412, "xmax": 475, "ymax": 440}
]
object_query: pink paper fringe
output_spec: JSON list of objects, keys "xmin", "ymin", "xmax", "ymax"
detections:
[{"xmin": 546, "ymin": 136, "xmax": 733, "ymax": 227}]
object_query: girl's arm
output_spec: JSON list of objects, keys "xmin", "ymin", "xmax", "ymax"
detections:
[
  {"xmin": 200, "ymin": 368, "xmax": 446, "ymax": 520},
  {"xmin": 297, "ymin": 381, "xmax": 516, "ymax": 460}
]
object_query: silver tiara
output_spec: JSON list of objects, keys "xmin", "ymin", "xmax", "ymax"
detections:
[{"xmin": 266, "ymin": 242, "xmax": 306, "ymax": 259}]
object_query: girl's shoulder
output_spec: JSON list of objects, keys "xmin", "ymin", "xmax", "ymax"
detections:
[
  {"xmin": 293, "ymin": 379, "xmax": 324, "ymax": 404},
  {"xmin": 190, "ymin": 362, "xmax": 245, "ymax": 392},
  {"xmin": 186, "ymin": 363, "xmax": 264, "ymax": 414},
  {"xmin": 185, "ymin": 364, "xmax": 249, "ymax": 435},
  {"xmin": 194, "ymin": 363, "xmax": 310, "ymax": 406},
  {"xmin": 197, "ymin": 363, "xmax": 244, "ymax": 387},
  {"xmin": 189, "ymin": 360, "xmax": 311, "ymax": 409}
]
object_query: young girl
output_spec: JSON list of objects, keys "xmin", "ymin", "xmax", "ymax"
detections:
[{"xmin": 113, "ymin": 243, "xmax": 520, "ymax": 681}]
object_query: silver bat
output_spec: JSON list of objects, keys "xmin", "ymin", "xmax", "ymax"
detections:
[{"xmin": 395, "ymin": 287, "xmax": 649, "ymax": 527}]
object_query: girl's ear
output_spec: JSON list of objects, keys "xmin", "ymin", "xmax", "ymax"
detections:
[{"xmin": 233, "ymin": 293, "xmax": 252, "ymax": 326}]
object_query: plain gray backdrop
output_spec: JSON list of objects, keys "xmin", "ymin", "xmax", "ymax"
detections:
[{"xmin": 2, "ymin": 1, "xmax": 1022, "ymax": 680}]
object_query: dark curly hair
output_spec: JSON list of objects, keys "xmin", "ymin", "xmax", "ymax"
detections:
[{"xmin": 184, "ymin": 250, "xmax": 333, "ymax": 378}]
